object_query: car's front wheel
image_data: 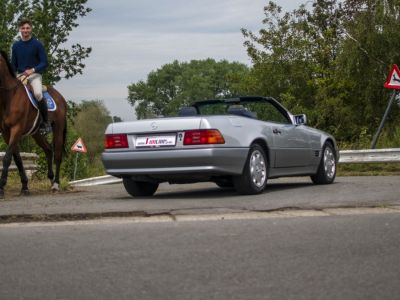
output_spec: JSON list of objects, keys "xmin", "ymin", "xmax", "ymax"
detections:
[
  {"xmin": 233, "ymin": 144, "xmax": 268, "ymax": 194},
  {"xmin": 311, "ymin": 142, "xmax": 336, "ymax": 184},
  {"xmin": 122, "ymin": 178, "xmax": 159, "ymax": 197}
]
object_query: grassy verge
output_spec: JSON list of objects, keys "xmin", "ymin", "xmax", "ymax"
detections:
[
  {"xmin": 338, "ymin": 163, "xmax": 400, "ymax": 176},
  {"xmin": 3, "ymin": 172, "xmax": 72, "ymax": 196}
]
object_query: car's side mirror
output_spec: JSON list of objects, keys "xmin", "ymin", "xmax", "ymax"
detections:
[{"xmin": 294, "ymin": 114, "xmax": 307, "ymax": 125}]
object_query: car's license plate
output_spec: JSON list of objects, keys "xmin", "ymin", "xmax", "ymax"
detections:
[{"xmin": 135, "ymin": 135, "xmax": 176, "ymax": 148}]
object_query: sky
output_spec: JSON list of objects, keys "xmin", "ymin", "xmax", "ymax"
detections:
[{"xmin": 56, "ymin": 0, "xmax": 306, "ymax": 121}]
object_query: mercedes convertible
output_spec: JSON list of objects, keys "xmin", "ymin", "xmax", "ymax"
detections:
[{"xmin": 102, "ymin": 96, "xmax": 338, "ymax": 197}]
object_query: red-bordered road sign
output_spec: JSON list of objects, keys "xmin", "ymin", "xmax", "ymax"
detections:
[
  {"xmin": 71, "ymin": 137, "xmax": 87, "ymax": 153},
  {"xmin": 384, "ymin": 64, "xmax": 400, "ymax": 89}
]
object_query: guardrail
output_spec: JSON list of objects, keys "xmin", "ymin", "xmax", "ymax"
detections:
[
  {"xmin": 0, "ymin": 152, "xmax": 39, "ymax": 173},
  {"xmin": 339, "ymin": 148, "xmax": 400, "ymax": 163},
  {"xmin": 69, "ymin": 148, "xmax": 400, "ymax": 187},
  {"xmin": 69, "ymin": 175, "xmax": 122, "ymax": 187}
]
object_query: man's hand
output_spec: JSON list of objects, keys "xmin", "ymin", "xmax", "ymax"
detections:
[{"xmin": 23, "ymin": 68, "xmax": 35, "ymax": 76}]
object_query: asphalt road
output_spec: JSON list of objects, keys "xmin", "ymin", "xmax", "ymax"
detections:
[
  {"xmin": 1, "ymin": 213, "xmax": 400, "ymax": 300},
  {"xmin": 0, "ymin": 176, "xmax": 399, "ymax": 218}
]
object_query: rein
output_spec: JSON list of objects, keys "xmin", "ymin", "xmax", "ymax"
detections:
[
  {"xmin": 0, "ymin": 74, "xmax": 24, "ymax": 91},
  {"xmin": 0, "ymin": 81, "xmax": 19, "ymax": 91}
]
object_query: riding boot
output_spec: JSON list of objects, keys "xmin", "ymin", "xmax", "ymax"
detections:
[{"xmin": 38, "ymin": 100, "xmax": 52, "ymax": 135}]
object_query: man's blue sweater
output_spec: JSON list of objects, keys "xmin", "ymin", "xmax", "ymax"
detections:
[{"xmin": 11, "ymin": 37, "xmax": 48, "ymax": 74}]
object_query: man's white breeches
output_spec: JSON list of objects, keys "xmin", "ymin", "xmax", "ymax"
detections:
[{"xmin": 18, "ymin": 73, "xmax": 43, "ymax": 101}]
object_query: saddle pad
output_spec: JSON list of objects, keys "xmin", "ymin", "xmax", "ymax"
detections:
[{"xmin": 23, "ymin": 85, "xmax": 57, "ymax": 112}]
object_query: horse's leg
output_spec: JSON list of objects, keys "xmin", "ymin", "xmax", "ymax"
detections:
[
  {"xmin": 32, "ymin": 133, "xmax": 54, "ymax": 184},
  {"xmin": 12, "ymin": 145, "xmax": 29, "ymax": 195},
  {"xmin": 51, "ymin": 124, "xmax": 65, "ymax": 192},
  {"xmin": 0, "ymin": 147, "xmax": 12, "ymax": 198},
  {"xmin": 0, "ymin": 128, "xmax": 23, "ymax": 198}
]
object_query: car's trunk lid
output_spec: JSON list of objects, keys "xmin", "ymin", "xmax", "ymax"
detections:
[
  {"xmin": 107, "ymin": 117, "xmax": 204, "ymax": 150},
  {"xmin": 109, "ymin": 117, "xmax": 203, "ymax": 134}
]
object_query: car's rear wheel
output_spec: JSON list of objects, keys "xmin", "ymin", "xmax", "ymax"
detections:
[
  {"xmin": 233, "ymin": 144, "xmax": 268, "ymax": 194},
  {"xmin": 122, "ymin": 178, "xmax": 159, "ymax": 197},
  {"xmin": 311, "ymin": 142, "xmax": 336, "ymax": 184}
]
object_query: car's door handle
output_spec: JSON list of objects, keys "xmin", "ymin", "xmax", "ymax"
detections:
[{"xmin": 273, "ymin": 128, "xmax": 281, "ymax": 135}]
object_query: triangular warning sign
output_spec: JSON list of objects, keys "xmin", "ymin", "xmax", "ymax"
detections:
[
  {"xmin": 384, "ymin": 64, "xmax": 400, "ymax": 89},
  {"xmin": 71, "ymin": 137, "xmax": 87, "ymax": 153}
]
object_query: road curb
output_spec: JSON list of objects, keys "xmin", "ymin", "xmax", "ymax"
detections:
[{"xmin": 1, "ymin": 205, "xmax": 399, "ymax": 225}]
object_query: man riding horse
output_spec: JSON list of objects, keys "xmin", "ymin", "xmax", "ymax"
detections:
[{"xmin": 11, "ymin": 18, "xmax": 51, "ymax": 134}]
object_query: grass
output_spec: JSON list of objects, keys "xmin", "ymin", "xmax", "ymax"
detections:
[
  {"xmin": 337, "ymin": 162, "xmax": 400, "ymax": 176},
  {"xmin": 337, "ymin": 129, "xmax": 400, "ymax": 176},
  {"xmin": 2, "ymin": 172, "xmax": 73, "ymax": 198}
]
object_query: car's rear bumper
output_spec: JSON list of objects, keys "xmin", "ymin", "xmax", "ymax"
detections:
[{"xmin": 102, "ymin": 147, "xmax": 249, "ymax": 176}]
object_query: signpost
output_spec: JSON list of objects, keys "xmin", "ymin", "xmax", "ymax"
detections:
[
  {"xmin": 371, "ymin": 65, "xmax": 400, "ymax": 149},
  {"xmin": 71, "ymin": 137, "xmax": 87, "ymax": 180}
]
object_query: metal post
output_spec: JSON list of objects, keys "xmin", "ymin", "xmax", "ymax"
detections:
[
  {"xmin": 371, "ymin": 90, "xmax": 399, "ymax": 149},
  {"xmin": 73, "ymin": 152, "xmax": 79, "ymax": 180}
]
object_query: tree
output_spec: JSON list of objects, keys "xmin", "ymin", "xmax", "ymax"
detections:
[
  {"xmin": 112, "ymin": 116, "xmax": 123, "ymax": 123},
  {"xmin": 0, "ymin": 0, "xmax": 27, "ymax": 52},
  {"xmin": 73, "ymin": 100, "xmax": 112, "ymax": 161},
  {"xmin": 336, "ymin": 0, "xmax": 400, "ymax": 141},
  {"xmin": 241, "ymin": 0, "xmax": 400, "ymax": 143},
  {"xmin": 0, "ymin": 0, "xmax": 92, "ymax": 84},
  {"xmin": 127, "ymin": 59, "xmax": 249, "ymax": 119}
]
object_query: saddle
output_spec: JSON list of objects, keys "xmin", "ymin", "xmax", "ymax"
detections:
[{"xmin": 17, "ymin": 75, "xmax": 57, "ymax": 111}]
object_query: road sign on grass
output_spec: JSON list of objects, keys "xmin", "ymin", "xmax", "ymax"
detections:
[{"xmin": 71, "ymin": 137, "xmax": 87, "ymax": 153}]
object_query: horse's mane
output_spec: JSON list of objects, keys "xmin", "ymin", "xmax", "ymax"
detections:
[{"xmin": 0, "ymin": 50, "xmax": 16, "ymax": 78}]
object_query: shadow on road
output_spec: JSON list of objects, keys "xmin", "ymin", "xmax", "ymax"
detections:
[{"xmin": 114, "ymin": 181, "xmax": 318, "ymax": 200}]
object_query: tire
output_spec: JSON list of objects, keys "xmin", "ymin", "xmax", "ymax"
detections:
[
  {"xmin": 233, "ymin": 144, "xmax": 268, "ymax": 195},
  {"xmin": 122, "ymin": 177, "xmax": 159, "ymax": 197},
  {"xmin": 311, "ymin": 142, "xmax": 336, "ymax": 184}
]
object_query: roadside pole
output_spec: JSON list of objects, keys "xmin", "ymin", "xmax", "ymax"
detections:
[
  {"xmin": 71, "ymin": 137, "xmax": 88, "ymax": 180},
  {"xmin": 371, "ymin": 64, "xmax": 400, "ymax": 149},
  {"xmin": 73, "ymin": 152, "xmax": 79, "ymax": 181},
  {"xmin": 371, "ymin": 90, "xmax": 399, "ymax": 149}
]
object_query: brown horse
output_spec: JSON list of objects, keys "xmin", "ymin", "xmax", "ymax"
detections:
[{"xmin": 0, "ymin": 50, "xmax": 67, "ymax": 198}]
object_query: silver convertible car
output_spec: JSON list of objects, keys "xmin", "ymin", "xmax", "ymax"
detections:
[{"xmin": 102, "ymin": 96, "xmax": 338, "ymax": 196}]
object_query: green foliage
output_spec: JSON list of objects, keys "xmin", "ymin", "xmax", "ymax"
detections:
[
  {"xmin": 112, "ymin": 116, "xmax": 122, "ymax": 123},
  {"xmin": 241, "ymin": 0, "xmax": 400, "ymax": 144},
  {"xmin": 66, "ymin": 99, "xmax": 81, "ymax": 125},
  {"xmin": 0, "ymin": 0, "xmax": 27, "ymax": 52},
  {"xmin": 127, "ymin": 59, "xmax": 250, "ymax": 119},
  {"xmin": 0, "ymin": 0, "xmax": 92, "ymax": 85},
  {"xmin": 73, "ymin": 100, "xmax": 112, "ymax": 161}
]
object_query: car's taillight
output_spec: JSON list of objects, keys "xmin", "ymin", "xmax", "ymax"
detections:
[
  {"xmin": 104, "ymin": 134, "xmax": 129, "ymax": 149},
  {"xmin": 183, "ymin": 129, "xmax": 225, "ymax": 145}
]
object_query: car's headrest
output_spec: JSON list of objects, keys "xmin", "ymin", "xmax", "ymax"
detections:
[
  {"xmin": 178, "ymin": 106, "xmax": 198, "ymax": 116},
  {"xmin": 227, "ymin": 107, "xmax": 257, "ymax": 119}
]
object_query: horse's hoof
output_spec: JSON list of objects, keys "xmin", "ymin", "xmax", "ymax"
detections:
[
  {"xmin": 20, "ymin": 189, "xmax": 30, "ymax": 196},
  {"xmin": 51, "ymin": 182, "xmax": 60, "ymax": 192},
  {"xmin": 0, "ymin": 189, "xmax": 4, "ymax": 199}
]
